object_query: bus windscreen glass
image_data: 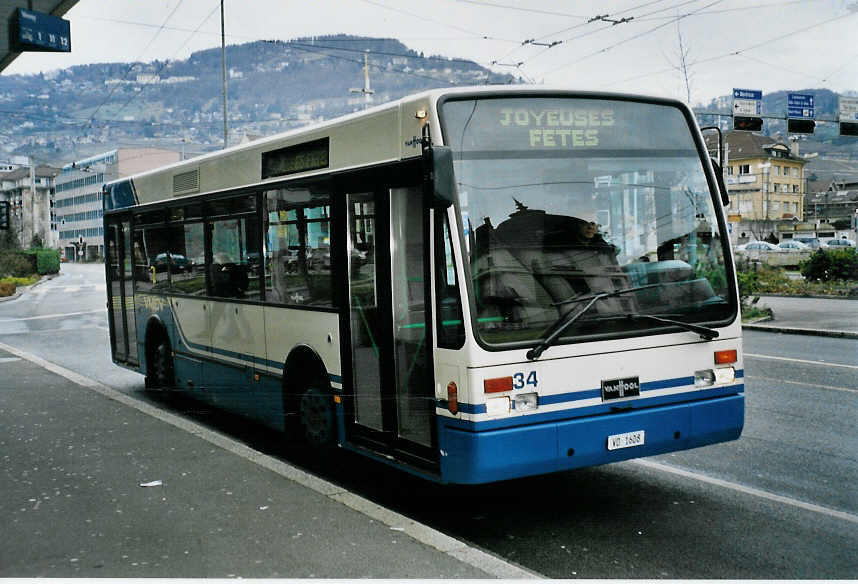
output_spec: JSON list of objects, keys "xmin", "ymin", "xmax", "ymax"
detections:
[{"xmin": 440, "ymin": 97, "xmax": 734, "ymax": 346}]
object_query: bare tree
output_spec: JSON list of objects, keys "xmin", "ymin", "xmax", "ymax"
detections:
[{"xmin": 667, "ymin": 20, "xmax": 693, "ymax": 105}]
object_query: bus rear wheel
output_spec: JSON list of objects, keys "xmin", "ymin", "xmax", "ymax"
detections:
[
  {"xmin": 299, "ymin": 386, "xmax": 336, "ymax": 448},
  {"xmin": 149, "ymin": 339, "xmax": 174, "ymax": 390}
]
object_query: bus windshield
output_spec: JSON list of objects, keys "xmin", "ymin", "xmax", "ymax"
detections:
[{"xmin": 440, "ymin": 96, "xmax": 734, "ymax": 347}]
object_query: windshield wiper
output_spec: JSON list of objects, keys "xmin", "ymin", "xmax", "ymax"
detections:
[
  {"xmin": 526, "ymin": 284, "xmax": 719, "ymax": 361},
  {"xmin": 625, "ymin": 313, "xmax": 719, "ymax": 340},
  {"xmin": 527, "ymin": 283, "xmax": 664, "ymax": 361}
]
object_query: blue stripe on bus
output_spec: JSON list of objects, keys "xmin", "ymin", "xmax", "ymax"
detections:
[
  {"xmin": 441, "ymin": 383, "xmax": 744, "ymax": 431},
  {"xmin": 170, "ymin": 313, "xmax": 343, "ymax": 384}
]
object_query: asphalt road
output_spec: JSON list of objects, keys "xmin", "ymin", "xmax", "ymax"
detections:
[{"xmin": 1, "ymin": 263, "xmax": 856, "ymax": 578}]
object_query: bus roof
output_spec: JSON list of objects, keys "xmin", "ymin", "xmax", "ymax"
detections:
[{"xmin": 104, "ymin": 86, "xmax": 686, "ymax": 210}]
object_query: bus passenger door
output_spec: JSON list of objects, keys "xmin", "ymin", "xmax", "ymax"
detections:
[
  {"xmin": 346, "ymin": 185, "xmax": 436, "ymax": 466},
  {"xmin": 106, "ymin": 216, "xmax": 138, "ymax": 366}
]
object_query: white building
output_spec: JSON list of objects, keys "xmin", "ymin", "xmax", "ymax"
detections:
[{"xmin": 0, "ymin": 163, "xmax": 59, "ymax": 248}]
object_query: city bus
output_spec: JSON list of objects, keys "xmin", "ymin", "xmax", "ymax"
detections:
[{"xmin": 103, "ymin": 87, "xmax": 744, "ymax": 484}]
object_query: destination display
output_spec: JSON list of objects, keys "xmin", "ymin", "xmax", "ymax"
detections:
[
  {"xmin": 441, "ymin": 98, "xmax": 698, "ymax": 153},
  {"xmin": 262, "ymin": 138, "xmax": 329, "ymax": 179}
]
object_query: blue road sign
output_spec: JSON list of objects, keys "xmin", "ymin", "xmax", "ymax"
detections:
[
  {"xmin": 733, "ymin": 88, "xmax": 762, "ymax": 100},
  {"xmin": 788, "ymin": 93, "xmax": 814, "ymax": 119}
]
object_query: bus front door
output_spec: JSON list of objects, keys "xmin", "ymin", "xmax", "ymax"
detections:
[
  {"xmin": 106, "ymin": 216, "xmax": 138, "ymax": 366},
  {"xmin": 346, "ymin": 186, "xmax": 437, "ymax": 467}
]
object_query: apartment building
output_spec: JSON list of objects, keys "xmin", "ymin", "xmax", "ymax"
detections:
[
  {"xmin": 55, "ymin": 148, "xmax": 180, "ymax": 261},
  {"xmin": 707, "ymin": 131, "xmax": 809, "ymax": 243}
]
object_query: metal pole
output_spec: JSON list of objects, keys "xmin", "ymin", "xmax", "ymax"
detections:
[
  {"xmin": 28, "ymin": 162, "xmax": 35, "ymax": 247},
  {"xmin": 220, "ymin": 0, "xmax": 228, "ymax": 150}
]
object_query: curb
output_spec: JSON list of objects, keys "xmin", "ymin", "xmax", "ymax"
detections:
[{"xmin": 742, "ymin": 323, "xmax": 858, "ymax": 339}]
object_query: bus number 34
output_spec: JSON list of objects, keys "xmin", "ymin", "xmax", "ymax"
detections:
[{"xmin": 513, "ymin": 371, "xmax": 538, "ymax": 390}]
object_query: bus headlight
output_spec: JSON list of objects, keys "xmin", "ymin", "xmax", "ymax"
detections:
[
  {"xmin": 714, "ymin": 367, "xmax": 735, "ymax": 384},
  {"xmin": 695, "ymin": 367, "xmax": 735, "ymax": 387},
  {"xmin": 514, "ymin": 392, "xmax": 538, "ymax": 411},
  {"xmin": 695, "ymin": 369, "xmax": 715, "ymax": 387},
  {"xmin": 486, "ymin": 396, "xmax": 510, "ymax": 416}
]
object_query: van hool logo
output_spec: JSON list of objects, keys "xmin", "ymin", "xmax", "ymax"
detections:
[{"xmin": 601, "ymin": 376, "xmax": 640, "ymax": 400}]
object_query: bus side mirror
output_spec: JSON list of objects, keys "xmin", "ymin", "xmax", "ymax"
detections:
[
  {"xmin": 426, "ymin": 146, "xmax": 456, "ymax": 209},
  {"xmin": 710, "ymin": 158, "xmax": 730, "ymax": 207}
]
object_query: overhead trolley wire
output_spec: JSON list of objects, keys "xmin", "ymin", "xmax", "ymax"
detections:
[
  {"xmin": 536, "ymin": 0, "xmax": 725, "ymax": 78},
  {"xmin": 597, "ymin": 8, "xmax": 858, "ymax": 90}
]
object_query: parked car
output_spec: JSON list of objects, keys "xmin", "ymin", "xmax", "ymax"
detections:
[
  {"xmin": 792, "ymin": 236, "xmax": 821, "ymax": 249},
  {"xmin": 822, "ymin": 238, "xmax": 856, "ymax": 249},
  {"xmin": 735, "ymin": 241, "xmax": 779, "ymax": 252},
  {"xmin": 777, "ymin": 240, "xmax": 808, "ymax": 251},
  {"xmin": 154, "ymin": 252, "xmax": 190, "ymax": 272}
]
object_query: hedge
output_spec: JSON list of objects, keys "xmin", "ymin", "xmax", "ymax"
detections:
[{"xmin": 34, "ymin": 249, "xmax": 60, "ymax": 275}]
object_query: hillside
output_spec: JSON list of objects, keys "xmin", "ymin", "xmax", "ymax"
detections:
[{"xmin": 0, "ymin": 35, "xmax": 517, "ymax": 164}]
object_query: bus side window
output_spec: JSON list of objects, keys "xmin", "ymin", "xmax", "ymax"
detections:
[
  {"xmin": 264, "ymin": 183, "xmax": 333, "ymax": 307},
  {"xmin": 435, "ymin": 213, "xmax": 465, "ymax": 349}
]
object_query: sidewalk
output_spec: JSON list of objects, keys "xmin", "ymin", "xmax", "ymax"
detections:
[
  {"xmin": 0, "ymin": 345, "xmax": 536, "ymax": 578},
  {"xmin": 743, "ymin": 295, "xmax": 858, "ymax": 339}
]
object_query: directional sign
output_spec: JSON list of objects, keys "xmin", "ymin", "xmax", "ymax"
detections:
[
  {"xmin": 840, "ymin": 96, "xmax": 858, "ymax": 137},
  {"xmin": 788, "ymin": 93, "xmax": 814, "ymax": 119},
  {"xmin": 733, "ymin": 88, "xmax": 762, "ymax": 115}
]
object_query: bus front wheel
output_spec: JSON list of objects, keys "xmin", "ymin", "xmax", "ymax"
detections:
[{"xmin": 299, "ymin": 386, "xmax": 336, "ymax": 448}]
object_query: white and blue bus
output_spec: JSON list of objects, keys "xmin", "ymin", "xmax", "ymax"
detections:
[{"xmin": 104, "ymin": 87, "xmax": 743, "ymax": 484}]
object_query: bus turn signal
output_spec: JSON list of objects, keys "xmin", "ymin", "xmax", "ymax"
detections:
[{"xmin": 714, "ymin": 349, "xmax": 737, "ymax": 364}]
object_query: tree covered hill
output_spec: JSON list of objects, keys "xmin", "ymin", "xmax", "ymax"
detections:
[{"xmin": 0, "ymin": 35, "xmax": 516, "ymax": 163}]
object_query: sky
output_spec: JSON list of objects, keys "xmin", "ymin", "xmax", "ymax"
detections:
[{"xmin": 5, "ymin": 0, "xmax": 858, "ymax": 105}]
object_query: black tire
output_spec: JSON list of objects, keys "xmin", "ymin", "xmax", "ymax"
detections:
[
  {"xmin": 150, "ymin": 339, "xmax": 174, "ymax": 390},
  {"xmin": 299, "ymin": 386, "xmax": 336, "ymax": 448}
]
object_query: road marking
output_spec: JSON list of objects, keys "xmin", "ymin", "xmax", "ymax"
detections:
[
  {"xmin": 745, "ymin": 352, "xmax": 858, "ymax": 370},
  {"xmin": 0, "ymin": 309, "xmax": 106, "ymax": 322},
  {"xmin": 746, "ymin": 374, "xmax": 858, "ymax": 395},
  {"xmin": 0, "ymin": 357, "xmax": 21, "ymax": 363},
  {"xmin": 632, "ymin": 459, "xmax": 858, "ymax": 526},
  {"xmin": 0, "ymin": 341, "xmax": 541, "ymax": 580}
]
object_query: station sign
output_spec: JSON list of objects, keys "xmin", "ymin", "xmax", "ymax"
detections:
[
  {"xmin": 787, "ymin": 93, "xmax": 814, "ymax": 119},
  {"xmin": 10, "ymin": 8, "xmax": 71, "ymax": 53}
]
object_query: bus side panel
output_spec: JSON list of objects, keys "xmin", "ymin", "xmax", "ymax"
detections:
[
  {"xmin": 262, "ymin": 306, "xmax": 342, "ymax": 385},
  {"xmin": 439, "ymin": 394, "xmax": 743, "ymax": 484}
]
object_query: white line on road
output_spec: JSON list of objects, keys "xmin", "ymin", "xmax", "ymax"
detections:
[
  {"xmin": 746, "ymin": 374, "xmax": 858, "ymax": 395},
  {"xmin": 745, "ymin": 352, "xmax": 858, "ymax": 370},
  {"xmin": 0, "ymin": 309, "xmax": 107, "ymax": 322},
  {"xmin": 0, "ymin": 357, "xmax": 21, "ymax": 363},
  {"xmin": 632, "ymin": 459, "xmax": 858, "ymax": 525},
  {"xmin": 0, "ymin": 341, "xmax": 541, "ymax": 580}
]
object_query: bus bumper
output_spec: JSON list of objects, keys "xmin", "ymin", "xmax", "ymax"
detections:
[{"xmin": 438, "ymin": 394, "xmax": 744, "ymax": 484}]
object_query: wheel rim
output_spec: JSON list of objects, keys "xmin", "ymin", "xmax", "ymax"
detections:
[
  {"xmin": 153, "ymin": 342, "xmax": 172, "ymax": 388},
  {"xmin": 300, "ymin": 388, "xmax": 333, "ymax": 446}
]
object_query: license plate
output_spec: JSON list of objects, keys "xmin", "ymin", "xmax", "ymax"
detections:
[
  {"xmin": 607, "ymin": 430, "xmax": 645, "ymax": 451},
  {"xmin": 601, "ymin": 376, "xmax": 640, "ymax": 401}
]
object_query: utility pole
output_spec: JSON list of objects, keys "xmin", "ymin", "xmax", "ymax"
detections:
[
  {"xmin": 349, "ymin": 51, "xmax": 374, "ymax": 109},
  {"xmin": 220, "ymin": 0, "xmax": 228, "ymax": 149}
]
